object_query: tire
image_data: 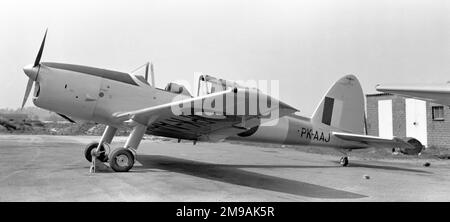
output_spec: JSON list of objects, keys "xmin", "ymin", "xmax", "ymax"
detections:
[
  {"xmin": 84, "ymin": 142, "xmax": 108, "ymax": 162},
  {"xmin": 108, "ymin": 148, "xmax": 135, "ymax": 172},
  {"xmin": 340, "ymin": 157, "xmax": 349, "ymax": 167}
]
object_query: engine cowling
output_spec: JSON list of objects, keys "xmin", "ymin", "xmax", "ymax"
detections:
[{"xmin": 399, "ymin": 137, "xmax": 424, "ymax": 155}]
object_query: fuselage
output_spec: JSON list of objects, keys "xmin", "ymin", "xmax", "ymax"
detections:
[
  {"xmin": 32, "ymin": 62, "xmax": 367, "ymax": 149},
  {"xmin": 229, "ymin": 114, "xmax": 368, "ymax": 149}
]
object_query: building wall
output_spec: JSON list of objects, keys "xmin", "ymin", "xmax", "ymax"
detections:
[
  {"xmin": 366, "ymin": 94, "xmax": 406, "ymax": 138},
  {"xmin": 366, "ymin": 95, "xmax": 379, "ymax": 136},
  {"xmin": 366, "ymin": 94, "xmax": 450, "ymax": 149},
  {"xmin": 427, "ymin": 102, "xmax": 450, "ymax": 149}
]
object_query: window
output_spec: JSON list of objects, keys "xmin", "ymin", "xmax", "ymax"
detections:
[
  {"xmin": 135, "ymin": 75, "xmax": 150, "ymax": 86},
  {"xmin": 432, "ymin": 106, "xmax": 444, "ymax": 121}
]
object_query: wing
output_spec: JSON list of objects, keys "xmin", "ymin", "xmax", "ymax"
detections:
[
  {"xmin": 332, "ymin": 132, "xmax": 414, "ymax": 149},
  {"xmin": 376, "ymin": 84, "xmax": 450, "ymax": 105},
  {"xmin": 114, "ymin": 88, "xmax": 298, "ymax": 141}
]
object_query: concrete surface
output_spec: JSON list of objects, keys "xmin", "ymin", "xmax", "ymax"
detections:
[{"xmin": 0, "ymin": 134, "xmax": 449, "ymax": 201}]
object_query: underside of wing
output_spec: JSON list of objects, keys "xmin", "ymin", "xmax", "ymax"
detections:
[
  {"xmin": 146, "ymin": 115, "xmax": 252, "ymax": 141},
  {"xmin": 376, "ymin": 84, "xmax": 450, "ymax": 105},
  {"xmin": 114, "ymin": 87, "xmax": 298, "ymax": 141}
]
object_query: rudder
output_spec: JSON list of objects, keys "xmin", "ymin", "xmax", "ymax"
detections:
[{"xmin": 311, "ymin": 75, "xmax": 365, "ymax": 134}]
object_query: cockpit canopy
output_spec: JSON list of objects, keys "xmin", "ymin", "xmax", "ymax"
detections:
[{"xmin": 130, "ymin": 62, "xmax": 155, "ymax": 87}]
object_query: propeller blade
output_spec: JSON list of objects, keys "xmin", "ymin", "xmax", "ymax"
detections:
[
  {"xmin": 34, "ymin": 29, "xmax": 48, "ymax": 67},
  {"xmin": 21, "ymin": 78, "xmax": 34, "ymax": 109}
]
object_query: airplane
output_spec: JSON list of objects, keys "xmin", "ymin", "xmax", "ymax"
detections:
[{"xmin": 21, "ymin": 30, "xmax": 423, "ymax": 172}]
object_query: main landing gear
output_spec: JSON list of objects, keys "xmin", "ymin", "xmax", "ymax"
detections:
[
  {"xmin": 108, "ymin": 148, "xmax": 135, "ymax": 172},
  {"xmin": 86, "ymin": 124, "xmax": 147, "ymax": 173},
  {"xmin": 339, "ymin": 156, "xmax": 349, "ymax": 167}
]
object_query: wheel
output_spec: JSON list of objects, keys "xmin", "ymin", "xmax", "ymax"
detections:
[
  {"xmin": 108, "ymin": 148, "xmax": 135, "ymax": 172},
  {"xmin": 339, "ymin": 157, "xmax": 349, "ymax": 167},
  {"xmin": 84, "ymin": 142, "xmax": 108, "ymax": 162}
]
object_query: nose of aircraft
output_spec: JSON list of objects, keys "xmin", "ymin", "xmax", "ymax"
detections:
[{"xmin": 23, "ymin": 64, "xmax": 38, "ymax": 80}]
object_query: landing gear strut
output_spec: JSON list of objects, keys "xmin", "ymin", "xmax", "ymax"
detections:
[
  {"xmin": 107, "ymin": 123, "xmax": 146, "ymax": 172},
  {"xmin": 89, "ymin": 126, "xmax": 117, "ymax": 173},
  {"xmin": 87, "ymin": 123, "xmax": 146, "ymax": 173},
  {"xmin": 339, "ymin": 156, "xmax": 349, "ymax": 167}
]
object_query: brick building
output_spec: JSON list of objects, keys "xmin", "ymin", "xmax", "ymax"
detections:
[{"xmin": 366, "ymin": 93, "xmax": 450, "ymax": 149}]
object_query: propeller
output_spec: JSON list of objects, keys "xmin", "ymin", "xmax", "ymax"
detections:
[
  {"xmin": 34, "ymin": 29, "xmax": 47, "ymax": 67},
  {"xmin": 22, "ymin": 29, "xmax": 47, "ymax": 109},
  {"xmin": 21, "ymin": 78, "xmax": 34, "ymax": 109}
]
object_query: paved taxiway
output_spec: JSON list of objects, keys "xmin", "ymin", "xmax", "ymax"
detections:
[{"xmin": 0, "ymin": 134, "xmax": 449, "ymax": 201}]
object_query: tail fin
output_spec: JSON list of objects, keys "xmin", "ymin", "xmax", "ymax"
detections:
[{"xmin": 311, "ymin": 75, "xmax": 365, "ymax": 134}]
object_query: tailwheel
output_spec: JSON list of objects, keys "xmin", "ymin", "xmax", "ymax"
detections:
[
  {"xmin": 339, "ymin": 156, "xmax": 349, "ymax": 167},
  {"xmin": 84, "ymin": 142, "xmax": 108, "ymax": 162},
  {"xmin": 108, "ymin": 148, "xmax": 135, "ymax": 172}
]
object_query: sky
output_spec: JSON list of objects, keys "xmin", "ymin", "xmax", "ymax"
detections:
[{"xmin": 1, "ymin": 0, "xmax": 449, "ymax": 116}]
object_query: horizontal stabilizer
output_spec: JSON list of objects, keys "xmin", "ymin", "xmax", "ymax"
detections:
[{"xmin": 332, "ymin": 132, "xmax": 414, "ymax": 149}]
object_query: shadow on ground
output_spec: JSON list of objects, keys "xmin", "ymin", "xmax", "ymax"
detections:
[
  {"xmin": 135, "ymin": 155, "xmax": 367, "ymax": 199},
  {"xmin": 341, "ymin": 162, "xmax": 432, "ymax": 174}
]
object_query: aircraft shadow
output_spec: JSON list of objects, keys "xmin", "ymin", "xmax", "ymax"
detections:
[
  {"xmin": 135, "ymin": 155, "xmax": 367, "ymax": 199},
  {"xmin": 341, "ymin": 162, "xmax": 432, "ymax": 174}
]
